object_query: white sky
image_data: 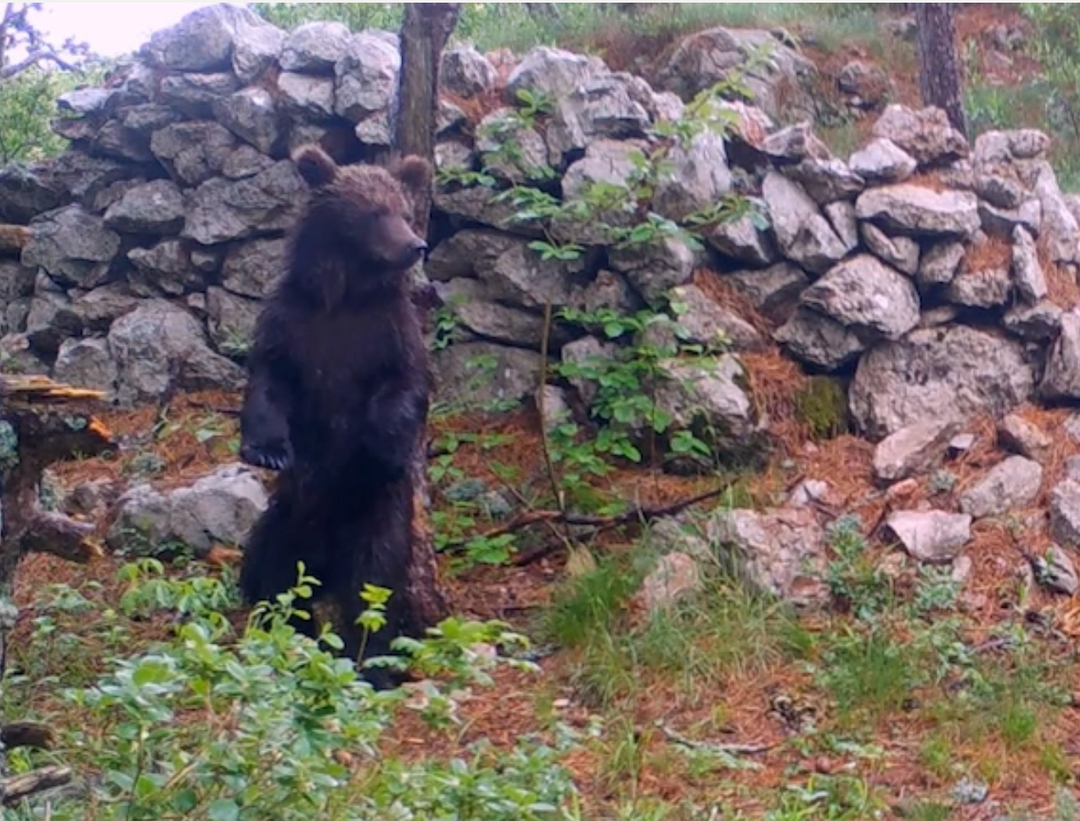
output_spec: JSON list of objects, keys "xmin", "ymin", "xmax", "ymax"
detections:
[{"xmin": 38, "ymin": 2, "xmax": 244, "ymax": 58}]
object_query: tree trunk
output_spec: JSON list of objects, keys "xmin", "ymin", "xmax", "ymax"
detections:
[
  {"xmin": 0, "ymin": 375, "xmax": 113, "ymax": 802},
  {"xmin": 391, "ymin": 3, "xmax": 460, "ymax": 630},
  {"xmin": 915, "ymin": 3, "xmax": 967, "ymax": 137}
]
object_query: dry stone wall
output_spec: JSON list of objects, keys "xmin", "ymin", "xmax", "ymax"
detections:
[{"xmin": 1, "ymin": 3, "xmax": 1079, "ymax": 467}]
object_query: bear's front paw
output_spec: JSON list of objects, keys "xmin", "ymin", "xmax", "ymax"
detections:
[{"xmin": 240, "ymin": 440, "xmax": 294, "ymax": 472}]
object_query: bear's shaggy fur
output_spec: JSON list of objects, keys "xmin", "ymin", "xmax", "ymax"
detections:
[{"xmin": 238, "ymin": 144, "xmax": 433, "ymax": 687}]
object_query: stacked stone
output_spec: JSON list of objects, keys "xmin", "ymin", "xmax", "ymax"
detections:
[{"xmin": 0, "ymin": 6, "xmax": 1078, "ymax": 470}]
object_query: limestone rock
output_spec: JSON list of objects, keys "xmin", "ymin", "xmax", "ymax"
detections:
[
  {"xmin": 959, "ymin": 456, "xmax": 1042, "ymax": 519},
  {"xmin": 886, "ymin": 510, "xmax": 972, "ymax": 563}
]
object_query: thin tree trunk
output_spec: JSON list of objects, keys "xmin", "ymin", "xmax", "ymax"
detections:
[
  {"xmin": 391, "ymin": 3, "xmax": 461, "ymax": 630},
  {"xmin": 915, "ymin": 3, "xmax": 967, "ymax": 137}
]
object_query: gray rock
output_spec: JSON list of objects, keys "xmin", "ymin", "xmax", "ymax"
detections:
[
  {"xmin": 545, "ymin": 76, "xmax": 651, "ymax": 167},
  {"xmin": 978, "ymin": 198, "xmax": 1041, "ymax": 239},
  {"xmin": 871, "ymin": 104, "xmax": 969, "ymax": 166},
  {"xmin": 506, "ymin": 46, "xmax": 609, "ymax": 101},
  {"xmin": 433, "ymin": 185, "xmax": 543, "ymax": 238},
  {"xmin": 1034, "ymin": 544, "xmax": 1079, "ymax": 596},
  {"xmin": 206, "ymin": 286, "xmax": 259, "ymax": 356},
  {"xmin": 799, "ymin": 254, "xmax": 921, "ymax": 341},
  {"xmin": 425, "ymin": 229, "xmax": 517, "ymax": 282},
  {"xmin": 707, "ymin": 506, "xmax": 829, "ymax": 607},
  {"xmin": 762, "ymin": 172, "xmax": 851, "ymax": 275},
  {"xmin": 52, "ymin": 337, "xmax": 117, "ymax": 398},
  {"xmin": 91, "ymin": 120, "xmax": 155, "ymax": 163},
  {"xmin": 0, "ymin": 260, "xmax": 35, "ymax": 306},
  {"xmin": 651, "ymin": 129, "xmax": 733, "ymax": 222},
  {"xmin": 127, "ymin": 240, "xmax": 203, "ymax": 296},
  {"xmin": 775, "ymin": 306, "xmax": 865, "ymax": 371},
  {"xmin": 856, "ymin": 184, "xmax": 980, "ymax": 238},
  {"xmin": 917, "ymin": 241, "xmax": 965, "ymax": 288},
  {"xmin": 232, "ymin": 15, "xmax": 286, "ymax": 83},
  {"xmin": 560, "ymin": 335, "xmax": 618, "ymax": 407},
  {"xmin": 848, "ymin": 137, "xmax": 917, "ymax": 183},
  {"xmin": 609, "ymin": 235, "xmax": 696, "ymax": 306},
  {"xmin": 434, "ymin": 140, "xmax": 475, "ymax": 173},
  {"xmin": 57, "ymin": 88, "xmax": 113, "ymax": 115},
  {"xmin": 157, "ymin": 72, "xmax": 239, "ymax": 119},
  {"xmin": 1050, "ymin": 479, "xmax": 1080, "ymax": 548},
  {"xmin": 885, "ymin": 510, "xmax": 972, "ymax": 563},
  {"xmin": 71, "ymin": 283, "xmax": 140, "ymax": 332},
  {"xmin": 24, "ymin": 291, "xmax": 82, "ymax": 355},
  {"xmin": 850, "ymin": 325, "xmax": 1034, "ymax": 439},
  {"xmin": 213, "ymin": 87, "xmax": 281, "ymax": 155},
  {"xmin": 182, "ymin": 160, "xmax": 307, "ymax": 246},
  {"xmin": 474, "ymin": 237, "xmax": 577, "ymax": 309},
  {"xmin": 860, "ymin": 223, "xmax": 919, "ymax": 275},
  {"xmin": 433, "ymin": 341, "xmax": 545, "ymax": 408},
  {"xmin": 945, "ymin": 267, "xmax": 1011, "ymax": 309},
  {"xmin": 277, "ymin": 72, "xmax": 336, "ymax": 121},
  {"xmin": 633, "ymin": 552, "xmax": 702, "ymax": 613},
  {"xmin": 569, "ymin": 269, "xmax": 641, "ymax": 316},
  {"xmin": 107, "ymin": 464, "xmax": 268, "ymax": 556},
  {"xmin": 1041, "ymin": 310, "xmax": 1080, "ymax": 401},
  {"xmin": 0, "ymin": 164, "xmax": 66, "ymax": 224},
  {"xmin": 998, "ymin": 413, "xmax": 1052, "ymax": 462},
  {"xmin": 108, "ymin": 300, "xmax": 245, "ymax": 406},
  {"xmin": 476, "ymin": 108, "xmax": 551, "ymax": 184},
  {"xmin": 761, "ymin": 121, "xmax": 830, "ymax": 164},
  {"xmin": 334, "ymin": 31, "xmax": 401, "ymax": 121},
  {"xmin": 959, "ymin": 455, "xmax": 1043, "ymax": 519},
  {"xmin": 659, "ymin": 27, "xmax": 817, "ymax": 121},
  {"xmin": 441, "ymin": 44, "xmax": 497, "ymax": 98},
  {"xmin": 437, "ymin": 278, "xmax": 554, "ymax": 349},
  {"xmin": 823, "ymin": 199, "xmax": 858, "ymax": 249},
  {"xmin": 221, "ymin": 238, "xmax": 286, "ymax": 298},
  {"xmin": 705, "ymin": 203, "xmax": 778, "ymax": 267},
  {"xmin": 873, "ymin": 418, "xmax": 961, "ymax": 484},
  {"xmin": 726, "ymin": 262, "xmax": 809, "ymax": 323},
  {"xmin": 668, "ymin": 283, "xmax": 764, "ymax": 351},
  {"xmin": 103, "ymin": 180, "xmax": 185, "ymax": 235},
  {"xmin": 145, "ymin": 4, "xmax": 266, "ymax": 72},
  {"xmin": 837, "ymin": 59, "xmax": 891, "ymax": 109},
  {"xmin": 783, "ymin": 157, "xmax": 865, "ymax": 204},
  {"xmin": 22, "ymin": 205, "xmax": 120, "ymax": 288},
  {"xmin": 221, "ymin": 145, "xmax": 276, "ymax": 180},
  {"xmin": 1011, "ymin": 225, "xmax": 1048, "ymax": 304},
  {"xmin": 537, "ymin": 384, "xmax": 573, "ymax": 437},
  {"xmin": 1003, "ymin": 300, "xmax": 1063, "ymax": 342},
  {"xmin": 150, "ymin": 121, "xmax": 237, "ymax": 187},
  {"xmin": 279, "ymin": 21, "xmax": 352, "ymax": 74},
  {"xmin": 1035, "ymin": 163, "xmax": 1080, "ymax": 265}
]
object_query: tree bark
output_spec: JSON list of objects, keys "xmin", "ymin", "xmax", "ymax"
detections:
[
  {"xmin": 915, "ymin": 3, "xmax": 967, "ymax": 137},
  {"xmin": 391, "ymin": 3, "xmax": 460, "ymax": 630}
]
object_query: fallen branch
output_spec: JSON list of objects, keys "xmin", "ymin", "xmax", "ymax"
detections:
[
  {"xmin": 1, "ymin": 765, "xmax": 72, "ymax": 806},
  {"xmin": 443, "ymin": 484, "xmax": 733, "ymax": 556},
  {"xmin": 657, "ymin": 722, "xmax": 774, "ymax": 756}
]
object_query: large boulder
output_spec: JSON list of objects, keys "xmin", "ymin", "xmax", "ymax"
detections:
[
  {"xmin": 144, "ymin": 4, "xmax": 270, "ymax": 72},
  {"xmin": 103, "ymin": 179, "xmax": 186, "ymax": 235},
  {"xmin": 221, "ymin": 238, "xmax": 286, "ymax": 298},
  {"xmin": 107, "ymin": 464, "xmax": 268, "ymax": 556},
  {"xmin": 707, "ymin": 507, "xmax": 829, "ymax": 607},
  {"xmin": 22, "ymin": 205, "xmax": 120, "ymax": 289},
  {"xmin": 150, "ymin": 121, "xmax": 238, "ymax": 187},
  {"xmin": 334, "ymin": 31, "xmax": 401, "ymax": 122},
  {"xmin": 545, "ymin": 76, "xmax": 652, "ymax": 167},
  {"xmin": 279, "ymin": 21, "xmax": 352, "ymax": 74},
  {"xmin": 855, "ymin": 184, "xmax": 980, "ymax": 238},
  {"xmin": 798, "ymin": 254, "xmax": 920, "ymax": 342},
  {"xmin": 871, "ymin": 104, "xmax": 969, "ymax": 166},
  {"xmin": 651, "ymin": 130, "xmax": 733, "ymax": 222},
  {"xmin": 181, "ymin": 160, "xmax": 307, "ymax": 246},
  {"xmin": 433, "ymin": 341, "xmax": 544, "ymax": 408},
  {"xmin": 762, "ymin": 172, "xmax": 852, "ymax": 274},
  {"xmin": 850, "ymin": 325, "xmax": 1035, "ymax": 440},
  {"xmin": 659, "ymin": 27, "xmax": 817, "ymax": 121},
  {"xmin": 506, "ymin": 46, "xmax": 609, "ymax": 101},
  {"xmin": 213, "ymin": 87, "xmax": 281, "ymax": 155},
  {"xmin": 107, "ymin": 300, "xmax": 245, "ymax": 406}
]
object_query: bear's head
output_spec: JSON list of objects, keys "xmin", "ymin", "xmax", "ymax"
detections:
[{"xmin": 292, "ymin": 144, "xmax": 433, "ymax": 276}]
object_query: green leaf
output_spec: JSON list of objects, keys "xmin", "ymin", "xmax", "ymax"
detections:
[{"xmin": 208, "ymin": 798, "xmax": 241, "ymax": 821}]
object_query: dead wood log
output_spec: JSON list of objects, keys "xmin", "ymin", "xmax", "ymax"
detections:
[{"xmin": 0, "ymin": 375, "xmax": 113, "ymax": 789}]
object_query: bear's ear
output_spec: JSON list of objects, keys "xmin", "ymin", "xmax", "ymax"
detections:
[
  {"xmin": 392, "ymin": 155, "xmax": 434, "ymax": 202},
  {"xmin": 293, "ymin": 145, "xmax": 338, "ymax": 189}
]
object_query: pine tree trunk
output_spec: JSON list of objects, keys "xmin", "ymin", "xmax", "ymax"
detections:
[
  {"xmin": 915, "ymin": 3, "xmax": 967, "ymax": 137},
  {"xmin": 391, "ymin": 3, "xmax": 461, "ymax": 630}
]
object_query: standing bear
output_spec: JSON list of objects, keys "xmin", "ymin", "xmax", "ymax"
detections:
[{"xmin": 237, "ymin": 144, "xmax": 433, "ymax": 687}]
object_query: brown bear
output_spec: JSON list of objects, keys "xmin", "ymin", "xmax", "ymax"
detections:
[{"xmin": 238, "ymin": 144, "xmax": 433, "ymax": 689}]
